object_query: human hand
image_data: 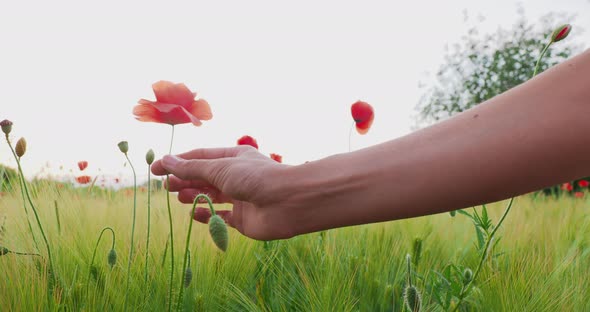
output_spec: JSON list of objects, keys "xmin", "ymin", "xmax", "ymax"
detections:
[{"xmin": 151, "ymin": 146, "xmax": 297, "ymax": 240}]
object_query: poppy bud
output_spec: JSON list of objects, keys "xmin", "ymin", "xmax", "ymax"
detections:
[
  {"xmin": 15, "ymin": 137, "xmax": 26, "ymax": 157},
  {"xmin": 0, "ymin": 119, "xmax": 12, "ymax": 135},
  {"xmin": 209, "ymin": 215, "xmax": 228, "ymax": 252},
  {"xmin": 108, "ymin": 249, "xmax": 117, "ymax": 268},
  {"xmin": 403, "ymin": 285, "xmax": 422, "ymax": 312},
  {"xmin": 117, "ymin": 141, "xmax": 129, "ymax": 154},
  {"xmin": 0, "ymin": 246, "xmax": 9, "ymax": 256},
  {"xmin": 463, "ymin": 268, "xmax": 473, "ymax": 285},
  {"xmin": 551, "ymin": 24, "xmax": 572, "ymax": 43},
  {"xmin": 184, "ymin": 266, "xmax": 193, "ymax": 288},
  {"xmin": 146, "ymin": 149, "xmax": 155, "ymax": 165}
]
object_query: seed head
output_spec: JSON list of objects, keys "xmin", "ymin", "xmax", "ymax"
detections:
[
  {"xmin": 117, "ymin": 141, "xmax": 129, "ymax": 154},
  {"xmin": 146, "ymin": 149, "xmax": 155, "ymax": 165},
  {"xmin": 108, "ymin": 249, "xmax": 117, "ymax": 268},
  {"xmin": 209, "ymin": 215, "xmax": 228, "ymax": 252},
  {"xmin": 463, "ymin": 268, "xmax": 473, "ymax": 285},
  {"xmin": 403, "ymin": 285, "xmax": 422, "ymax": 312},
  {"xmin": 0, "ymin": 246, "xmax": 9, "ymax": 256},
  {"xmin": 15, "ymin": 137, "xmax": 27, "ymax": 157},
  {"xmin": 0, "ymin": 119, "xmax": 12, "ymax": 135},
  {"xmin": 184, "ymin": 266, "xmax": 193, "ymax": 288}
]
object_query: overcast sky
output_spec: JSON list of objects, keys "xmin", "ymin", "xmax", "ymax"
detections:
[{"xmin": 0, "ymin": 0, "xmax": 588, "ymax": 185}]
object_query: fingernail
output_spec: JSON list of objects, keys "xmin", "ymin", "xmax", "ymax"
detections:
[{"xmin": 163, "ymin": 155, "xmax": 182, "ymax": 167}]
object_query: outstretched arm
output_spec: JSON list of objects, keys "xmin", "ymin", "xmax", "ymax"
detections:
[{"xmin": 152, "ymin": 49, "xmax": 590, "ymax": 240}]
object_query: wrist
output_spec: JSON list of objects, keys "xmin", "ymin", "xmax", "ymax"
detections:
[{"xmin": 277, "ymin": 152, "xmax": 375, "ymax": 236}]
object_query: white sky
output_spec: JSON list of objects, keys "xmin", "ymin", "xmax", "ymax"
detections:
[{"xmin": 0, "ymin": 0, "xmax": 589, "ymax": 185}]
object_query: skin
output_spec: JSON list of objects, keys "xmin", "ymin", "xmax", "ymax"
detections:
[{"xmin": 152, "ymin": 49, "xmax": 590, "ymax": 241}]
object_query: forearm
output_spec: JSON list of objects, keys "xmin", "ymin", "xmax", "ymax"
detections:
[{"xmin": 284, "ymin": 49, "xmax": 590, "ymax": 236}]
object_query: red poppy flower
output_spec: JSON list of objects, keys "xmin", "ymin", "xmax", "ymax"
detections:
[
  {"xmin": 575, "ymin": 192, "xmax": 584, "ymax": 198},
  {"xmin": 237, "ymin": 135, "xmax": 259, "ymax": 149},
  {"xmin": 76, "ymin": 175, "xmax": 92, "ymax": 184},
  {"xmin": 351, "ymin": 100, "xmax": 374, "ymax": 135},
  {"xmin": 133, "ymin": 81, "xmax": 212, "ymax": 126},
  {"xmin": 578, "ymin": 180, "xmax": 589, "ymax": 188},
  {"xmin": 562, "ymin": 182, "xmax": 573, "ymax": 192},
  {"xmin": 270, "ymin": 153, "xmax": 282, "ymax": 163},
  {"xmin": 78, "ymin": 161, "xmax": 88, "ymax": 171}
]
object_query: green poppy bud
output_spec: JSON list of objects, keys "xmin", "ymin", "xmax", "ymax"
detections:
[
  {"xmin": 146, "ymin": 149, "xmax": 155, "ymax": 165},
  {"xmin": 117, "ymin": 141, "xmax": 129, "ymax": 154},
  {"xmin": 0, "ymin": 246, "xmax": 9, "ymax": 256},
  {"xmin": 209, "ymin": 215, "xmax": 228, "ymax": 252},
  {"xmin": 184, "ymin": 267, "xmax": 193, "ymax": 288},
  {"xmin": 15, "ymin": 137, "xmax": 26, "ymax": 157},
  {"xmin": 0, "ymin": 119, "xmax": 12, "ymax": 135},
  {"xmin": 463, "ymin": 268, "xmax": 473, "ymax": 285},
  {"xmin": 403, "ymin": 285, "xmax": 422, "ymax": 312},
  {"xmin": 108, "ymin": 249, "xmax": 117, "ymax": 268}
]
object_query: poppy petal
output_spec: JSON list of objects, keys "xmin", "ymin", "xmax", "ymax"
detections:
[
  {"xmin": 188, "ymin": 99, "xmax": 213, "ymax": 121},
  {"xmin": 152, "ymin": 81, "xmax": 195, "ymax": 107},
  {"xmin": 355, "ymin": 113, "xmax": 374, "ymax": 135},
  {"xmin": 133, "ymin": 101, "xmax": 203, "ymax": 126}
]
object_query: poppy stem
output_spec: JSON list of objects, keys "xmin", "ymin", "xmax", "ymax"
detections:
[
  {"xmin": 123, "ymin": 153, "xmax": 137, "ymax": 312},
  {"xmin": 165, "ymin": 125, "xmax": 176, "ymax": 312},
  {"xmin": 144, "ymin": 164, "xmax": 152, "ymax": 288},
  {"xmin": 16, "ymin": 169, "xmax": 39, "ymax": 251},
  {"xmin": 86, "ymin": 227, "xmax": 116, "ymax": 302},
  {"xmin": 4, "ymin": 134, "xmax": 56, "ymax": 293},
  {"xmin": 177, "ymin": 194, "xmax": 212, "ymax": 311}
]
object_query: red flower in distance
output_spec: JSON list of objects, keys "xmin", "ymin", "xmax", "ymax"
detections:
[
  {"xmin": 237, "ymin": 135, "xmax": 259, "ymax": 149},
  {"xmin": 270, "ymin": 153, "xmax": 282, "ymax": 163},
  {"xmin": 562, "ymin": 182, "xmax": 573, "ymax": 192},
  {"xmin": 78, "ymin": 161, "xmax": 88, "ymax": 171},
  {"xmin": 133, "ymin": 81, "xmax": 212, "ymax": 126},
  {"xmin": 351, "ymin": 100, "xmax": 374, "ymax": 135},
  {"xmin": 578, "ymin": 180, "xmax": 589, "ymax": 188},
  {"xmin": 76, "ymin": 176, "xmax": 92, "ymax": 184},
  {"xmin": 575, "ymin": 192, "xmax": 584, "ymax": 198}
]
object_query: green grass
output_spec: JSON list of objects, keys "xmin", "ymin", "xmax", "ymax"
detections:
[{"xmin": 1, "ymin": 182, "xmax": 590, "ymax": 311}]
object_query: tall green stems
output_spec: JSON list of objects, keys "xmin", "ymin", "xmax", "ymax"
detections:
[
  {"xmin": 144, "ymin": 162, "xmax": 152, "ymax": 286},
  {"xmin": 452, "ymin": 198, "xmax": 514, "ymax": 312},
  {"xmin": 533, "ymin": 42, "xmax": 551, "ymax": 77},
  {"xmin": 54, "ymin": 200, "xmax": 61, "ymax": 235},
  {"xmin": 123, "ymin": 152, "xmax": 137, "ymax": 312},
  {"xmin": 85, "ymin": 227, "xmax": 116, "ymax": 300},
  {"xmin": 166, "ymin": 125, "xmax": 176, "ymax": 312},
  {"xmin": 17, "ymin": 171, "xmax": 39, "ymax": 250},
  {"xmin": 4, "ymin": 135, "xmax": 54, "ymax": 283},
  {"xmin": 177, "ymin": 194, "xmax": 213, "ymax": 310}
]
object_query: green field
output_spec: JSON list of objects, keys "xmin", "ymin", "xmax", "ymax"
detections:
[{"xmin": 1, "ymin": 182, "xmax": 589, "ymax": 311}]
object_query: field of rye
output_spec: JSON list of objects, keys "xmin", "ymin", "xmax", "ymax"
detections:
[
  {"xmin": 1, "ymin": 23, "xmax": 587, "ymax": 312},
  {"xmin": 1, "ymin": 181, "xmax": 590, "ymax": 311}
]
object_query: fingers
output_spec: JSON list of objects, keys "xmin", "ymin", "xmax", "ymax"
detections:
[
  {"xmin": 152, "ymin": 147, "xmax": 244, "ymax": 176},
  {"xmin": 165, "ymin": 175, "xmax": 213, "ymax": 192},
  {"xmin": 178, "ymin": 188, "xmax": 233, "ymax": 204},
  {"xmin": 190, "ymin": 207, "xmax": 234, "ymax": 228}
]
